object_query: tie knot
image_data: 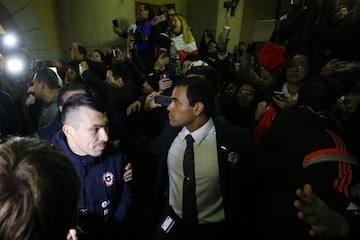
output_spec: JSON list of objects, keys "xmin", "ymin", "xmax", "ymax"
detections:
[{"xmin": 185, "ymin": 134, "xmax": 194, "ymax": 144}]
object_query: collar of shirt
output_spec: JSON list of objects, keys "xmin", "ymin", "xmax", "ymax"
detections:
[
  {"xmin": 282, "ymin": 81, "xmax": 298, "ymax": 101},
  {"xmin": 178, "ymin": 118, "xmax": 215, "ymax": 145}
]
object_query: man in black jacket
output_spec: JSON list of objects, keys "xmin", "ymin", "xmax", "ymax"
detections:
[
  {"xmin": 257, "ymin": 75, "xmax": 359, "ymax": 239},
  {"xmin": 144, "ymin": 76, "xmax": 254, "ymax": 239}
]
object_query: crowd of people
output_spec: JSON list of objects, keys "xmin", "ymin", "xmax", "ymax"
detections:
[{"xmin": 0, "ymin": 1, "xmax": 360, "ymax": 239}]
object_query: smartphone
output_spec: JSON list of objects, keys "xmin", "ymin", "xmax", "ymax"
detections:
[
  {"xmin": 159, "ymin": 47, "xmax": 168, "ymax": 56},
  {"xmin": 153, "ymin": 14, "xmax": 166, "ymax": 25},
  {"xmin": 112, "ymin": 46, "xmax": 117, "ymax": 57},
  {"xmin": 165, "ymin": 3, "xmax": 176, "ymax": 10},
  {"xmin": 161, "ymin": 71, "xmax": 170, "ymax": 79},
  {"xmin": 222, "ymin": 26, "xmax": 231, "ymax": 42},
  {"xmin": 159, "ymin": 14, "xmax": 166, "ymax": 22},
  {"xmin": 112, "ymin": 19, "xmax": 119, "ymax": 28},
  {"xmin": 154, "ymin": 95, "xmax": 172, "ymax": 106}
]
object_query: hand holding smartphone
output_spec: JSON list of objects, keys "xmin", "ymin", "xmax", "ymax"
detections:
[
  {"xmin": 159, "ymin": 74, "xmax": 173, "ymax": 92},
  {"xmin": 112, "ymin": 19, "xmax": 119, "ymax": 28},
  {"xmin": 222, "ymin": 26, "xmax": 231, "ymax": 42},
  {"xmin": 153, "ymin": 14, "xmax": 166, "ymax": 25},
  {"xmin": 159, "ymin": 47, "xmax": 168, "ymax": 57},
  {"xmin": 161, "ymin": 71, "xmax": 170, "ymax": 79},
  {"xmin": 112, "ymin": 46, "xmax": 119, "ymax": 57},
  {"xmin": 154, "ymin": 95, "xmax": 172, "ymax": 106}
]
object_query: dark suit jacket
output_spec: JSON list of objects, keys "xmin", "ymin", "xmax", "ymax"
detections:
[{"xmin": 153, "ymin": 119, "xmax": 254, "ymax": 234}]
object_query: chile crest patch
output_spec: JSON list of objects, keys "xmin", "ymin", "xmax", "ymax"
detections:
[{"xmin": 102, "ymin": 171, "xmax": 115, "ymax": 186}]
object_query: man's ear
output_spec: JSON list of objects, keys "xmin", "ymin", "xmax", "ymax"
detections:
[
  {"xmin": 62, "ymin": 124, "xmax": 73, "ymax": 138},
  {"xmin": 115, "ymin": 76, "xmax": 122, "ymax": 83},
  {"xmin": 115, "ymin": 76, "xmax": 124, "ymax": 88},
  {"xmin": 193, "ymin": 102, "xmax": 204, "ymax": 116}
]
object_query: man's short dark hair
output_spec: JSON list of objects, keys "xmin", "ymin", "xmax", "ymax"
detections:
[
  {"xmin": 78, "ymin": 45, "xmax": 87, "ymax": 57},
  {"xmin": 165, "ymin": 3, "xmax": 176, "ymax": 11},
  {"xmin": 57, "ymin": 81, "xmax": 87, "ymax": 107},
  {"xmin": 185, "ymin": 65, "xmax": 219, "ymax": 93},
  {"xmin": 61, "ymin": 94, "xmax": 105, "ymax": 126},
  {"xmin": 183, "ymin": 53, "xmax": 202, "ymax": 62},
  {"xmin": 175, "ymin": 76, "xmax": 215, "ymax": 117},
  {"xmin": 107, "ymin": 61, "xmax": 129, "ymax": 80},
  {"xmin": 35, "ymin": 67, "xmax": 61, "ymax": 89},
  {"xmin": 297, "ymin": 75, "xmax": 340, "ymax": 112}
]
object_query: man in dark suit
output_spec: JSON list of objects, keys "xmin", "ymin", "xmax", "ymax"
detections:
[{"xmin": 144, "ymin": 76, "xmax": 254, "ymax": 239}]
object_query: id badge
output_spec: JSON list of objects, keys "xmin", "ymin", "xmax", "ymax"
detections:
[{"xmin": 161, "ymin": 216, "xmax": 175, "ymax": 233}]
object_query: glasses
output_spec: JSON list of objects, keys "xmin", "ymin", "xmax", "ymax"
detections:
[
  {"xmin": 238, "ymin": 89, "xmax": 254, "ymax": 96},
  {"xmin": 287, "ymin": 63, "xmax": 309, "ymax": 72}
]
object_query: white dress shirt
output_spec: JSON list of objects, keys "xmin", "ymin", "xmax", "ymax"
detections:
[{"xmin": 167, "ymin": 118, "xmax": 225, "ymax": 223}]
